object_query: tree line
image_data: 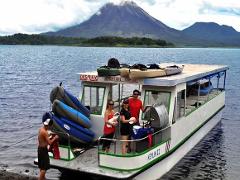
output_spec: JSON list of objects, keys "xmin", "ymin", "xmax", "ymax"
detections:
[{"xmin": 0, "ymin": 33, "xmax": 174, "ymax": 47}]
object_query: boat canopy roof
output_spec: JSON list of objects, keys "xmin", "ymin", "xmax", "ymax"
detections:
[{"xmin": 78, "ymin": 63, "xmax": 228, "ymax": 87}]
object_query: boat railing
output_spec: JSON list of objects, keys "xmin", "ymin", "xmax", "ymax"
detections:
[
  {"xmin": 97, "ymin": 125, "xmax": 171, "ymax": 160},
  {"xmin": 50, "ymin": 130, "xmax": 72, "ymax": 160}
]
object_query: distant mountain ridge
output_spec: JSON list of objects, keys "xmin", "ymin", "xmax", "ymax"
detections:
[
  {"xmin": 44, "ymin": 1, "xmax": 240, "ymax": 47},
  {"xmin": 182, "ymin": 22, "xmax": 240, "ymax": 46}
]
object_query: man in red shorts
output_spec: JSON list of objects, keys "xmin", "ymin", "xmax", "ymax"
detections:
[{"xmin": 128, "ymin": 89, "xmax": 144, "ymax": 125}]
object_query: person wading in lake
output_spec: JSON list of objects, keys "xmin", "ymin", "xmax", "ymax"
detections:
[{"xmin": 38, "ymin": 118, "xmax": 58, "ymax": 180}]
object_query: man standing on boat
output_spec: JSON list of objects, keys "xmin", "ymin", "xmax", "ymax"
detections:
[
  {"xmin": 38, "ymin": 118, "xmax": 58, "ymax": 180},
  {"xmin": 129, "ymin": 89, "xmax": 145, "ymax": 125}
]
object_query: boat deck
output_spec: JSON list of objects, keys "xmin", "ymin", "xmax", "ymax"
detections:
[
  {"xmin": 143, "ymin": 63, "xmax": 228, "ymax": 86},
  {"xmin": 79, "ymin": 63, "xmax": 228, "ymax": 87},
  {"xmin": 49, "ymin": 145, "xmax": 139, "ymax": 179}
]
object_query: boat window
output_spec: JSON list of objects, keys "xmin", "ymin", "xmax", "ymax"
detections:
[
  {"xmin": 144, "ymin": 90, "xmax": 170, "ymax": 110},
  {"xmin": 143, "ymin": 90, "xmax": 171, "ymax": 120},
  {"xmin": 110, "ymin": 84, "xmax": 140, "ymax": 109},
  {"xmin": 184, "ymin": 71, "xmax": 226, "ymax": 116},
  {"xmin": 173, "ymin": 90, "xmax": 185, "ymax": 121},
  {"xmin": 82, "ymin": 86, "xmax": 105, "ymax": 115}
]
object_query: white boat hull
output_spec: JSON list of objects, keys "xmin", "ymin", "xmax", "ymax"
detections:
[{"xmin": 134, "ymin": 109, "xmax": 223, "ymax": 180}]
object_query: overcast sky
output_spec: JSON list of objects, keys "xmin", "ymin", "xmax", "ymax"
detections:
[{"xmin": 0, "ymin": 0, "xmax": 240, "ymax": 35}]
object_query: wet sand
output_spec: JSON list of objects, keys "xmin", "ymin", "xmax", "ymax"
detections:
[{"xmin": 0, "ymin": 170, "xmax": 37, "ymax": 180}]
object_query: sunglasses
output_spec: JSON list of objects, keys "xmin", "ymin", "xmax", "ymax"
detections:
[
  {"xmin": 133, "ymin": 93, "xmax": 139, "ymax": 96},
  {"xmin": 108, "ymin": 103, "xmax": 114, "ymax": 105}
]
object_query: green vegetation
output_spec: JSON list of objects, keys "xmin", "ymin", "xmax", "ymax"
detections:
[
  {"xmin": 82, "ymin": 36, "xmax": 174, "ymax": 47},
  {"xmin": 0, "ymin": 33, "xmax": 85, "ymax": 45},
  {"xmin": 0, "ymin": 33, "xmax": 174, "ymax": 47}
]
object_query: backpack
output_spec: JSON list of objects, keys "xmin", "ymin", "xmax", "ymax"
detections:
[
  {"xmin": 148, "ymin": 64, "xmax": 160, "ymax": 69},
  {"xmin": 130, "ymin": 64, "xmax": 147, "ymax": 71},
  {"xmin": 107, "ymin": 58, "xmax": 120, "ymax": 68}
]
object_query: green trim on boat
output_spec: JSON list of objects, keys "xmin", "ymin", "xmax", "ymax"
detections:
[
  {"xmin": 99, "ymin": 139, "xmax": 170, "ymax": 157},
  {"xmin": 99, "ymin": 105, "xmax": 224, "ymax": 171},
  {"xmin": 49, "ymin": 145, "xmax": 75, "ymax": 161}
]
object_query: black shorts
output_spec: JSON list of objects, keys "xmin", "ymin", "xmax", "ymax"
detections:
[
  {"xmin": 120, "ymin": 123, "xmax": 131, "ymax": 136},
  {"xmin": 38, "ymin": 147, "xmax": 50, "ymax": 170},
  {"xmin": 102, "ymin": 133, "xmax": 114, "ymax": 151}
]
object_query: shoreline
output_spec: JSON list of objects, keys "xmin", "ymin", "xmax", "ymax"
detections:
[{"xmin": 0, "ymin": 170, "xmax": 37, "ymax": 180}]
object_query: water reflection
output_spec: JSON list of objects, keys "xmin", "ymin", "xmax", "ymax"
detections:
[{"xmin": 161, "ymin": 122, "xmax": 226, "ymax": 180}]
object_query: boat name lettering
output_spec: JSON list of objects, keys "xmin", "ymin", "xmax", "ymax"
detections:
[
  {"xmin": 148, "ymin": 148, "xmax": 161, "ymax": 160},
  {"xmin": 80, "ymin": 75, "xmax": 98, "ymax": 81}
]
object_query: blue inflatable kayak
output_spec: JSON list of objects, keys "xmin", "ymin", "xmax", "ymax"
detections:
[
  {"xmin": 64, "ymin": 89, "xmax": 90, "ymax": 117},
  {"xmin": 50, "ymin": 86, "xmax": 90, "ymax": 117},
  {"xmin": 46, "ymin": 112, "xmax": 94, "ymax": 144},
  {"xmin": 52, "ymin": 99, "xmax": 91, "ymax": 128}
]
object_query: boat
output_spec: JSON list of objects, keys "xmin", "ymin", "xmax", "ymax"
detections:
[
  {"xmin": 34, "ymin": 63, "xmax": 228, "ymax": 180},
  {"xmin": 129, "ymin": 68, "xmax": 166, "ymax": 79},
  {"xmin": 46, "ymin": 112, "xmax": 95, "ymax": 144},
  {"xmin": 52, "ymin": 99, "xmax": 92, "ymax": 128},
  {"xmin": 129, "ymin": 64, "xmax": 184, "ymax": 79},
  {"xmin": 164, "ymin": 65, "xmax": 184, "ymax": 76},
  {"xmin": 50, "ymin": 85, "xmax": 90, "ymax": 117}
]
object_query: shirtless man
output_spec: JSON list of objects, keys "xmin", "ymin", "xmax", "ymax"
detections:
[{"xmin": 38, "ymin": 118, "xmax": 58, "ymax": 180}]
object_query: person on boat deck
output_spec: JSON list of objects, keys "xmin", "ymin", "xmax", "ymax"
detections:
[
  {"xmin": 38, "ymin": 118, "xmax": 59, "ymax": 180},
  {"xmin": 120, "ymin": 99, "xmax": 136, "ymax": 154},
  {"xmin": 128, "ymin": 89, "xmax": 145, "ymax": 125},
  {"xmin": 102, "ymin": 100, "xmax": 118, "ymax": 153}
]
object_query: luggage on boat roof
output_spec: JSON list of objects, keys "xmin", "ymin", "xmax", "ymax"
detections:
[
  {"xmin": 107, "ymin": 58, "xmax": 120, "ymax": 68},
  {"xmin": 97, "ymin": 59, "xmax": 184, "ymax": 79},
  {"xmin": 130, "ymin": 64, "xmax": 147, "ymax": 70}
]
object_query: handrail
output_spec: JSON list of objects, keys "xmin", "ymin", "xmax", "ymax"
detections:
[
  {"xmin": 99, "ymin": 125, "xmax": 170, "ymax": 143},
  {"xmin": 98, "ymin": 124, "xmax": 170, "ymax": 163},
  {"xmin": 51, "ymin": 130, "xmax": 71, "ymax": 159}
]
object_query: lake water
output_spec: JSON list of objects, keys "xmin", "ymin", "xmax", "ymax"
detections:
[{"xmin": 0, "ymin": 46, "xmax": 239, "ymax": 179}]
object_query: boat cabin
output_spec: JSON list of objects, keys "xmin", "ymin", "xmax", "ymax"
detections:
[
  {"xmin": 79, "ymin": 64, "xmax": 226, "ymax": 135},
  {"xmin": 78, "ymin": 63, "xmax": 227, "ymax": 154}
]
